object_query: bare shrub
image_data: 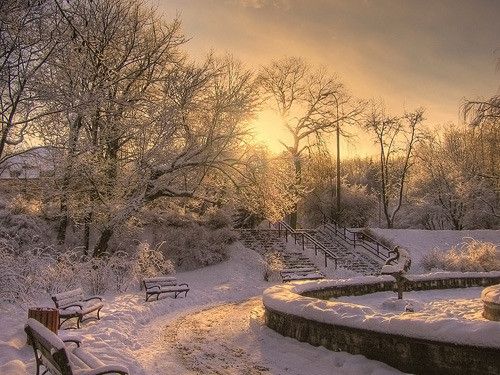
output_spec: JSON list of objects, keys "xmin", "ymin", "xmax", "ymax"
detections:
[
  {"xmin": 263, "ymin": 251, "xmax": 285, "ymax": 282},
  {"xmin": 421, "ymin": 239, "xmax": 500, "ymax": 272},
  {"xmin": 160, "ymin": 222, "xmax": 237, "ymax": 271},
  {"xmin": 133, "ymin": 242, "xmax": 175, "ymax": 279}
]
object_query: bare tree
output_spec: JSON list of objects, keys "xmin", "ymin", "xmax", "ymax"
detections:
[
  {"xmin": 0, "ymin": 0, "xmax": 62, "ymax": 163},
  {"xmin": 259, "ymin": 57, "xmax": 363, "ymax": 228},
  {"xmin": 39, "ymin": 0, "xmax": 186, "ymax": 246},
  {"xmin": 364, "ymin": 103, "xmax": 425, "ymax": 228},
  {"xmin": 462, "ymin": 94, "xmax": 500, "ymax": 218},
  {"xmin": 90, "ymin": 55, "xmax": 259, "ymax": 256}
]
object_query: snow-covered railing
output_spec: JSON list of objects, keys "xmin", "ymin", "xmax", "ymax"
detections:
[
  {"xmin": 273, "ymin": 221, "xmax": 340, "ymax": 269},
  {"xmin": 322, "ymin": 222, "xmax": 391, "ymax": 262}
]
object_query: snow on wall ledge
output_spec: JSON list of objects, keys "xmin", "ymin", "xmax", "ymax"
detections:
[{"xmin": 263, "ymin": 272, "xmax": 500, "ymax": 375}]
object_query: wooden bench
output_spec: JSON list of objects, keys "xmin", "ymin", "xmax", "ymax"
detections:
[
  {"xmin": 52, "ymin": 288, "xmax": 104, "ymax": 329},
  {"xmin": 143, "ymin": 276, "xmax": 190, "ymax": 302},
  {"xmin": 25, "ymin": 318, "xmax": 128, "ymax": 375}
]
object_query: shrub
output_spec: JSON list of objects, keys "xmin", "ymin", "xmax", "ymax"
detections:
[
  {"xmin": 263, "ymin": 252, "xmax": 285, "ymax": 282},
  {"xmin": 132, "ymin": 242, "xmax": 175, "ymax": 279},
  {"xmin": 420, "ymin": 239, "xmax": 500, "ymax": 272}
]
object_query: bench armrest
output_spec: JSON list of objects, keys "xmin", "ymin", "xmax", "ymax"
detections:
[
  {"xmin": 63, "ymin": 337, "xmax": 81, "ymax": 347},
  {"xmin": 178, "ymin": 283, "xmax": 189, "ymax": 287},
  {"xmin": 60, "ymin": 303, "xmax": 84, "ymax": 311},
  {"xmin": 145, "ymin": 285, "xmax": 160, "ymax": 291},
  {"xmin": 83, "ymin": 296, "xmax": 103, "ymax": 303},
  {"xmin": 81, "ymin": 364, "xmax": 129, "ymax": 375}
]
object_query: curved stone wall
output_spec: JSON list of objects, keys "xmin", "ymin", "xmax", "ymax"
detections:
[{"xmin": 263, "ymin": 273, "xmax": 500, "ymax": 375}]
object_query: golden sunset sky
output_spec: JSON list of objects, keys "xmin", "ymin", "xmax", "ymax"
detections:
[{"xmin": 156, "ymin": 0, "xmax": 500, "ymax": 156}]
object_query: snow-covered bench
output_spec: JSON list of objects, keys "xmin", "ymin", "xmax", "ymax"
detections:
[
  {"xmin": 51, "ymin": 288, "xmax": 103, "ymax": 329},
  {"xmin": 143, "ymin": 276, "xmax": 190, "ymax": 302},
  {"xmin": 25, "ymin": 318, "xmax": 129, "ymax": 375},
  {"xmin": 280, "ymin": 267, "xmax": 325, "ymax": 282}
]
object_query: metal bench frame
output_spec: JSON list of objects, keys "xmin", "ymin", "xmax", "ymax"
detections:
[
  {"xmin": 143, "ymin": 276, "xmax": 190, "ymax": 302},
  {"xmin": 51, "ymin": 288, "xmax": 103, "ymax": 329}
]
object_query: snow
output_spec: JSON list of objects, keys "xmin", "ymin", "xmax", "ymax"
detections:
[
  {"xmin": 482, "ymin": 284, "xmax": 500, "ymax": 304},
  {"xmin": 263, "ymin": 277, "xmax": 500, "ymax": 348},
  {"xmin": 0, "ymin": 242, "xmax": 404, "ymax": 375},
  {"xmin": 1, "ymin": 231, "xmax": 499, "ymax": 374},
  {"xmin": 370, "ymin": 228, "xmax": 500, "ymax": 273}
]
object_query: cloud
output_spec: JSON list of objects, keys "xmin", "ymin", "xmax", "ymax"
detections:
[
  {"xmin": 158, "ymin": 0, "xmax": 500, "ymax": 127},
  {"xmin": 231, "ymin": 0, "xmax": 290, "ymax": 10}
]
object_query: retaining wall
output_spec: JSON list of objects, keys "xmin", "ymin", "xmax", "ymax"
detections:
[{"xmin": 264, "ymin": 273, "xmax": 500, "ymax": 375}]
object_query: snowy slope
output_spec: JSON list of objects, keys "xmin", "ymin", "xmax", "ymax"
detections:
[{"xmin": 370, "ymin": 228, "xmax": 500, "ymax": 273}]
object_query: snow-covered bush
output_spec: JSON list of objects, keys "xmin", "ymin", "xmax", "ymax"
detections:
[
  {"xmin": 300, "ymin": 183, "xmax": 377, "ymax": 228},
  {"xmin": 421, "ymin": 239, "xmax": 500, "ymax": 272},
  {"xmin": 132, "ymin": 242, "xmax": 175, "ymax": 280},
  {"xmin": 0, "ymin": 245, "xmax": 76, "ymax": 304},
  {"xmin": 263, "ymin": 252, "xmax": 285, "ymax": 281},
  {"xmin": 0, "ymin": 200, "xmax": 53, "ymax": 254},
  {"xmin": 147, "ymin": 210, "xmax": 238, "ymax": 271}
]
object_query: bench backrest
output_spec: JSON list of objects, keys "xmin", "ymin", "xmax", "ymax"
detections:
[
  {"xmin": 143, "ymin": 276, "xmax": 177, "ymax": 290},
  {"xmin": 25, "ymin": 318, "xmax": 74, "ymax": 375},
  {"xmin": 52, "ymin": 288, "xmax": 85, "ymax": 309}
]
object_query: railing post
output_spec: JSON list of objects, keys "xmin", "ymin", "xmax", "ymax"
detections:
[
  {"xmin": 377, "ymin": 243, "xmax": 379, "ymax": 256},
  {"xmin": 302, "ymin": 234, "xmax": 305, "ymax": 251},
  {"xmin": 285, "ymin": 229, "xmax": 288, "ymax": 242},
  {"xmin": 314, "ymin": 243, "xmax": 317, "ymax": 255},
  {"xmin": 278, "ymin": 224, "xmax": 281, "ymax": 238},
  {"xmin": 343, "ymin": 227, "xmax": 346, "ymax": 238},
  {"xmin": 334, "ymin": 258, "xmax": 337, "ymax": 269},
  {"xmin": 294, "ymin": 232, "xmax": 297, "ymax": 244},
  {"xmin": 353, "ymin": 233, "xmax": 356, "ymax": 248},
  {"xmin": 324, "ymin": 253, "xmax": 328, "ymax": 267}
]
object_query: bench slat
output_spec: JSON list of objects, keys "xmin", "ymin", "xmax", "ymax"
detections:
[{"xmin": 25, "ymin": 318, "xmax": 129, "ymax": 375}]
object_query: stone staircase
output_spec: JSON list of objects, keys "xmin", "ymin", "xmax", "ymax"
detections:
[
  {"xmin": 238, "ymin": 229, "xmax": 286, "ymax": 254},
  {"xmin": 311, "ymin": 226, "xmax": 383, "ymax": 275},
  {"xmin": 280, "ymin": 252, "xmax": 324, "ymax": 282},
  {"xmin": 238, "ymin": 229, "xmax": 324, "ymax": 282},
  {"xmin": 239, "ymin": 223, "xmax": 385, "ymax": 279}
]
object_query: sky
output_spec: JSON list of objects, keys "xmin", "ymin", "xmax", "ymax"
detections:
[{"xmin": 155, "ymin": 0, "xmax": 500, "ymax": 156}]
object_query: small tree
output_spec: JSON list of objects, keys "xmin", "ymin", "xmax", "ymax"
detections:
[{"xmin": 364, "ymin": 103, "xmax": 425, "ymax": 228}]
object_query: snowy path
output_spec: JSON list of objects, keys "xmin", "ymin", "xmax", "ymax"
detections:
[
  {"xmin": 0, "ymin": 243, "xmax": 403, "ymax": 375},
  {"xmin": 156, "ymin": 297, "xmax": 402, "ymax": 375}
]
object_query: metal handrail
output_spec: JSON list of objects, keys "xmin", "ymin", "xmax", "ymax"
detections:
[
  {"xmin": 322, "ymin": 222, "xmax": 390, "ymax": 261},
  {"xmin": 273, "ymin": 221, "xmax": 339, "ymax": 269}
]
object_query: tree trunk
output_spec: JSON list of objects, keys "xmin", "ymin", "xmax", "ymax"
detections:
[
  {"xmin": 57, "ymin": 115, "xmax": 82, "ymax": 244},
  {"xmin": 83, "ymin": 209, "xmax": 92, "ymax": 256},
  {"xmin": 290, "ymin": 153, "xmax": 302, "ymax": 229},
  {"xmin": 290, "ymin": 208, "xmax": 298, "ymax": 229},
  {"xmin": 92, "ymin": 228, "xmax": 113, "ymax": 257}
]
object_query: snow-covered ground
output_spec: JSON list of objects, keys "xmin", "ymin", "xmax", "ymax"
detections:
[
  {"xmin": 0, "ymin": 242, "xmax": 403, "ymax": 375},
  {"xmin": 1, "ymin": 229, "xmax": 499, "ymax": 374},
  {"xmin": 336, "ymin": 287, "xmax": 485, "ymax": 319},
  {"xmin": 371, "ymin": 228, "xmax": 500, "ymax": 273}
]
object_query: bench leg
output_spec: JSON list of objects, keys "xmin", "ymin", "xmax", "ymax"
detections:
[
  {"xmin": 59, "ymin": 316, "xmax": 80, "ymax": 330},
  {"xmin": 96, "ymin": 306, "xmax": 102, "ymax": 320}
]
